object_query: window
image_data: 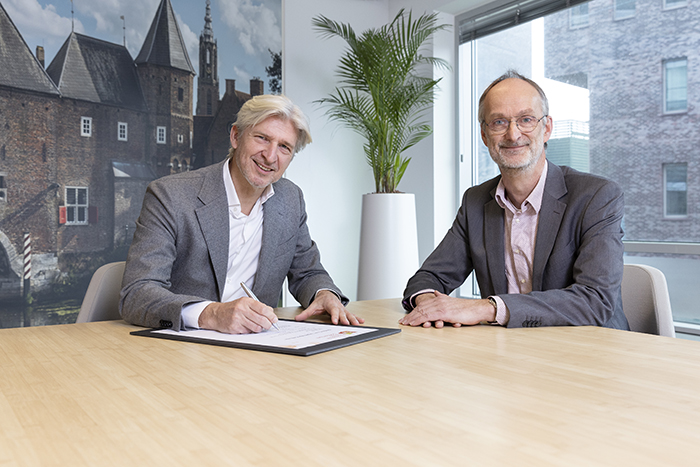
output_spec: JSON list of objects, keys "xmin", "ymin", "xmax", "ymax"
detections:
[
  {"xmin": 81, "ymin": 117, "xmax": 92, "ymax": 137},
  {"xmin": 664, "ymin": 0, "xmax": 688, "ymax": 10},
  {"xmin": 177, "ymin": 134, "xmax": 184, "ymax": 144},
  {"xmin": 570, "ymin": 3, "xmax": 589, "ymax": 28},
  {"xmin": 664, "ymin": 58, "xmax": 687, "ymax": 113},
  {"xmin": 614, "ymin": 0, "xmax": 635, "ymax": 19},
  {"xmin": 65, "ymin": 187, "xmax": 88, "ymax": 225},
  {"xmin": 157, "ymin": 126, "xmax": 166, "ymax": 144},
  {"xmin": 178, "ymin": 87, "xmax": 184, "ymax": 102},
  {"xmin": 458, "ymin": 0, "xmax": 700, "ymax": 329},
  {"xmin": 664, "ymin": 163, "xmax": 688, "ymax": 217},
  {"xmin": 118, "ymin": 122, "xmax": 128, "ymax": 141},
  {"xmin": 0, "ymin": 173, "xmax": 7, "ymax": 202}
]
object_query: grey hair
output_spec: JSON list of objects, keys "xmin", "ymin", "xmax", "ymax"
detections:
[
  {"xmin": 229, "ymin": 94, "xmax": 312, "ymax": 156},
  {"xmin": 478, "ymin": 70, "xmax": 549, "ymax": 123}
]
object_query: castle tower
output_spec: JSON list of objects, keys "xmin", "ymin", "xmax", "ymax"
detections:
[
  {"xmin": 196, "ymin": 0, "xmax": 219, "ymax": 116},
  {"xmin": 135, "ymin": 0, "xmax": 195, "ymax": 176}
]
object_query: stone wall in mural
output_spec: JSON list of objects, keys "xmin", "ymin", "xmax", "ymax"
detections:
[{"xmin": 0, "ymin": 0, "xmax": 281, "ymax": 327}]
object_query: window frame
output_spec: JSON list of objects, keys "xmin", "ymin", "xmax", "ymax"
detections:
[
  {"xmin": 65, "ymin": 186, "xmax": 89, "ymax": 225},
  {"xmin": 569, "ymin": 3, "xmax": 589, "ymax": 28},
  {"xmin": 663, "ymin": 0, "xmax": 688, "ymax": 10},
  {"xmin": 663, "ymin": 163, "xmax": 688, "ymax": 218},
  {"xmin": 81, "ymin": 117, "xmax": 92, "ymax": 137},
  {"xmin": 156, "ymin": 126, "xmax": 167, "ymax": 145},
  {"xmin": 663, "ymin": 57, "xmax": 688, "ymax": 114},
  {"xmin": 0, "ymin": 172, "xmax": 7, "ymax": 203},
  {"xmin": 614, "ymin": 0, "xmax": 636, "ymax": 20},
  {"xmin": 118, "ymin": 122, "xmax": 128, "ymax": 142}
]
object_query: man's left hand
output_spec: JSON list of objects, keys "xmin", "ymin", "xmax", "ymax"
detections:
[{"xmin": 295, "ymin": 290, "xmax": 365, "ymax": 326}]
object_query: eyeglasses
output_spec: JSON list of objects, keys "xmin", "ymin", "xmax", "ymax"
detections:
[{"xmin": 481, "ymin": 115, "xmax": 548, "ymax": 135}]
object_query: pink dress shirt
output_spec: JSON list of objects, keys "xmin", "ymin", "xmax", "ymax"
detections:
[{"xmin": 491, "ymin": 163, "xmax": 548, "ymax": 325}]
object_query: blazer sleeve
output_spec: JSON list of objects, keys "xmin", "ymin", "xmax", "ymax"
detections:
[
  {"xmin": 402, "ymin": 188, "xmax": 478, "ymax": 310},
  {"xmin": 119, "ymin": 178, "xmax": 215, "ymax": 330}
]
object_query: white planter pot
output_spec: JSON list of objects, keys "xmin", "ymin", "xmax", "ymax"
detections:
[{"xmin": 357, "ymin": 193, "xmax": 419, "ymax": 300}]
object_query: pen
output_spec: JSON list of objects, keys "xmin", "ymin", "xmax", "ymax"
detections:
[{"xmin": 240, "ymin": 282, "xmax": 279, "ymax": 330}]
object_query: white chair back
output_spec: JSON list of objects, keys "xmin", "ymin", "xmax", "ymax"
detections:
[
  {"xmin": 621, "ymin": 264, "xmax": 675, "ymax": 337},
  {"xmin": 77, "ymin": 261, "xmax": 126, "ymax": 323}
]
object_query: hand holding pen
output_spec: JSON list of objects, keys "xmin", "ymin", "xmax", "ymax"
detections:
[{"xmin": 241, "ymin": 282, "xmax": 280, "ymax": 330}]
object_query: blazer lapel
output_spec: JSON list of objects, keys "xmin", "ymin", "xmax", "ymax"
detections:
[
  {"xmin": 254, "ymin": 187, "xmax": 285, "ymax": 296},
  {"xmin": 195, "ymin": 161, "xmax": 229, "ymax": 300},
  {"xmin": 532, "ymin": 161, "xmax": 567, "ymax": 291}
]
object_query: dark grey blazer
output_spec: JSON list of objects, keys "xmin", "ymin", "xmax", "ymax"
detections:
[
  {"xmin": 403, "ymin": 161, "xmax": 629, "ymax": 329},
  {"xmin": 120, "ymin": 160, "xmax": 346, "ymax": 330}
]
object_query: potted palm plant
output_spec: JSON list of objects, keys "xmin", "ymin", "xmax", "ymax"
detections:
[{"xmin": 313, "ymin": 9, "xmax": 449, "ymax": 300}]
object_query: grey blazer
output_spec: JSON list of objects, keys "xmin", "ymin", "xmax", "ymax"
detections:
[
  {"xmin": 403, "ymin": 161, "xmax": 629, "ymax": 329},
  {"xmin": 120, "ymin": 160, "xmax": 346, "ymax": 330}
]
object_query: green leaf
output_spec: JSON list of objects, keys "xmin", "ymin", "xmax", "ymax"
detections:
[{"xmin": 313, "ymin": 9, "xmax": 451, "ymax": 193}]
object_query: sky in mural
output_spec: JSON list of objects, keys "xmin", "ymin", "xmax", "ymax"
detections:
[{"xmin": 3, "ymin": 0, "xmax": 282, "ymax": 98}]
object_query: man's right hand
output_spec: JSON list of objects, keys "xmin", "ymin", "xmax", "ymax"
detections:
[
  {"xmin": 399, "ymin": 290, "xmax": 495, "ymax": 328},
  {"xmin": 198, "ymin": 297, "xmax": 279, "ymax": 334}
]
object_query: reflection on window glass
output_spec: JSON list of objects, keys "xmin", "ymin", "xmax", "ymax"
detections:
[
  {"xmin": 614, "ymin": 0, "xmax": 635, "ymax": 20},
  {"xmin": 664, "ymin": 0, "xmax": 688, "ymax": 10},
  {"xmin": 664, "ymin": 58, "xmax": 687, "ymax": 113},
  {"xmin": 664, "ymin": 163, "xmax": 687, "ymax": 217},
  {"xmin": 459, "ymin": 0, "xmax": 700, "ymax": 324},
  {"xmin": 570, "ymin": 4, "xmax": 589, "ymax": 28}
]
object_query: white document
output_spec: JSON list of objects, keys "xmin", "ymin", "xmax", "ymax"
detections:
[{"xmin": 153, "ymin": 320, "xmax": 376, "ymax": 350}]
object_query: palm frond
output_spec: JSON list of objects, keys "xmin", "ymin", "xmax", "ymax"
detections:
[{"xmin": 314, "ymin": 10, "xmax": 451, "ymax": 192}]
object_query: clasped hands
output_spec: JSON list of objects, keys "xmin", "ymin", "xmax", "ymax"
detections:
[
  {"xmin": 199, "ymin": 289, "xmax": 364, "ymax": 334},
  {"xmin": 399, "ymin": 290, "xmax": 496, "ymax": 328}
]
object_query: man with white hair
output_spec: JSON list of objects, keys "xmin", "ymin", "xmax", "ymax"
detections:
[{"xmin": 121, "ymin": 95, "xmax": 362, "ymax": 334}]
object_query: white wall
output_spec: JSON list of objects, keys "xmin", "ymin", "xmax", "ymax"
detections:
[
  {"xmin": 283, "ymin": 0, "xmax": 484, "ymax": 302},
  {"xmin": 283, "ymin": 0, "xmax": 390, "ymax": 303}
]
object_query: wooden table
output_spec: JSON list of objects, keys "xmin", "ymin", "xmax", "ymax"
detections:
[{"xmin": 1, "ymin": 299, "xmax": 700, "ymax": 466}]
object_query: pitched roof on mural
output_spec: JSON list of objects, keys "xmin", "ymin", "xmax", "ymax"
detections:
[
  {"xmin": 0, "ymin": 3, "xmax": 60, "ymax": 95},
  {"xmin": 46, "ymin": 33, "xmax": 147, "ymax": 111},
  {"xmin": 135, "ymin": 0, "xmax": 195, "ymax": 74}
]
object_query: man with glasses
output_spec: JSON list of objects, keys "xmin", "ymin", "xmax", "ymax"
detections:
[{"xmin": 400, "ymin": 70, "xmax": 629, "ymax": 330}]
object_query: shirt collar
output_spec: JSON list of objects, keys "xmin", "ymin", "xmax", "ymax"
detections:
[
  {"xmin": 495, "ymin": 162, "xmax": 548, "ymax": 213},
  {"xmin": 223, "ymin": 158, "xmax": 275, "ymax": 209}
]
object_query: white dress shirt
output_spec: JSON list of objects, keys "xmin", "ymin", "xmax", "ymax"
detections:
[{"xmin": 180, "ymin": 159, "xmax": 274, "ymax": 329}]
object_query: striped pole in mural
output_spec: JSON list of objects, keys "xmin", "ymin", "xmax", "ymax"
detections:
[{"xmin": 23, "ymin": 232, "xmax": 31, "ymax": 299}]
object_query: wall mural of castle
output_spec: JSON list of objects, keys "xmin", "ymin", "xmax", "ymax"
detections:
[{"xmin": 0, "ymin": 0, "xmax": 281, "ymax": 326}]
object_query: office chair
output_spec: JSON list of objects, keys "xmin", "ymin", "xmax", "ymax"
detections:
[
  {"xmin": 76, "ymin": 261, "xmax": 126, "ymax": 323},
  {"xmin": 621, "ymin": 264, "xmax": 675, "ymax": 337}
]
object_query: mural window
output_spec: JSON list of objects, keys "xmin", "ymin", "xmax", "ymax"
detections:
[
  {"xmin": 118, "ymin": 122, "xmax": 128, "ymax": 141},
  {"xmin": 0, "ymin": 173, "xmax": 7, "ymax": 202},
  {"xmin": 614, "ymin": 0, "xmax": 635, "ymax": 19},
  {"xmin": 664, "ymin": 58, "xmax": 687, "ymax": 113},
  {"xmin": 157, "ymin": 126, "xmax": 167, "ymax": 144},
  {"xmin": 664, "ymin": 163, "xmax": 688, "ymax": 217},
  {"xmin": 65, "ymin": 187, "xmax": 89, "ymax": 225},
  {"xmin": 81, "ymin": 117, "xmax": 92, "ymax": 137}
]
